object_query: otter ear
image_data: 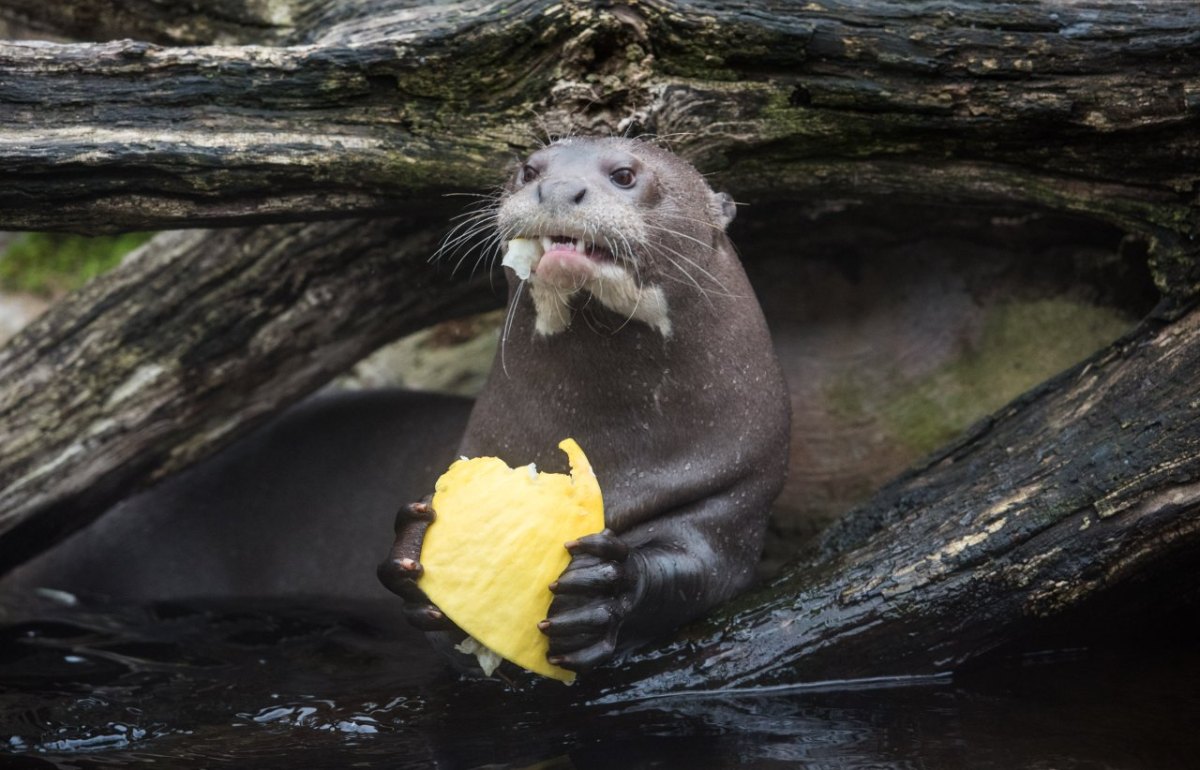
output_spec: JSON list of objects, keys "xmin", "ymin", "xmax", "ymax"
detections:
[{"xmin": 710, "ymin": 191, "xmax": 737, "ymax": 230}]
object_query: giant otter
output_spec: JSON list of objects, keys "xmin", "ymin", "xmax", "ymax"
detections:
[
  {"xmin": 3, "ymin": 138, "xmax": 790, "ymax": 679},
  {"xmin": 378, "ymin": 137, "xmax": 791, "ymax": 673}
]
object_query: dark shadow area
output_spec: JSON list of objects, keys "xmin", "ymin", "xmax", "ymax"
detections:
[{"xmin": 734, "ymin": 199, "xmax": 1159, "ymax": 563}]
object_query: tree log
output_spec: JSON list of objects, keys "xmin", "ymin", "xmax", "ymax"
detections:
[
  {"xmin": 0, "ymin": 0, "xmax": 313, "ymax": 45},
  {"xmin": 0, "ymin": 0, "xmax": 1196, "ymax": 303},
  {"xmin": 0, "ymin": 218, "xmax": 497, "ymax": 574},
  {"xmin": 592, "ymin": 304, "xmax": 1200, "ymax": 697}
]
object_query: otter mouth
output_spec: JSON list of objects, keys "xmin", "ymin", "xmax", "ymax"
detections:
[
  {"xmin": 540, "ymin": 235, "xmax": 614, "ymax": 264},
  {"xmin": 501, "ymin": 234, "xmax": 670, "ymax": 338},
  {"xmin": 501, "ymin": 235, "xmax": 617, "ymax": 281}
]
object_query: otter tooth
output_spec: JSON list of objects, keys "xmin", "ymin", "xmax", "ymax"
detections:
[{"xmin": 540, "ymin": 236, "xmax": 554, "ymax": 253}]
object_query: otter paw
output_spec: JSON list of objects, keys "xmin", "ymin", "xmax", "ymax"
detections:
[
  {"xmin": 377, "ymin": 499, "xmax": 454, "ymax": 632},
  {"xmin": 539, "ymin": 529, "xmax": 633, "ymax": 672}
]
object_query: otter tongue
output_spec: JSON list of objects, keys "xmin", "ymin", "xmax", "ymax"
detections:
[{"xmin": 502, "ymin": 238, "xmax": 542, "ymax": 280}]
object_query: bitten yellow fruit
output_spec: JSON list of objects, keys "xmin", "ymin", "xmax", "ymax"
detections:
[{"xmin": 419, "ymin": 438, "xmax": 604, "ymax": 682}]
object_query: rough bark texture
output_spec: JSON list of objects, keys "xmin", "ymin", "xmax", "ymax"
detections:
[
  {"xmin": 0, "ymin": 0, "xmax": 311, "ymax": 45},
  {"xmin": 0, "ymin": 0, "xmax": 1198, "ymax": 688},
  {"xmin": 1, "ymin": 0, "xmax": 1196, "ymax": 305},
  {"xmin": 589, "ymin": 304, "xmax": 1200, "ymax": 698},
  {"xmin": 0, "ymin": 218, "xmax": 497, "ymax": 574}
]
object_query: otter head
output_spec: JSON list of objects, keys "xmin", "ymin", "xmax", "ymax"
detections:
[{"xmin": 495, "ymin": 137, "xmax": 737, "ymax": 337}]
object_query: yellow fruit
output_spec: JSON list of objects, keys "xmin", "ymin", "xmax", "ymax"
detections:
[{"xmin": 419, "ymin": 438, "xmax": 604, "ymax": 682}]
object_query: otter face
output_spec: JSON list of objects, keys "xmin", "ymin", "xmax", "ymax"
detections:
[{"xmin": 495, "ymin": 137, "xmax": 735, "ymax": 338}]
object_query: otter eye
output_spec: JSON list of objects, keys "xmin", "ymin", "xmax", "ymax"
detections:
[
  {"xmin": 520, "ymin": 165, "xmax": 539, "ymax": 185},
  {"xmin": 609, "ymin": 167, "xmax": 636, "ymax": 189}
]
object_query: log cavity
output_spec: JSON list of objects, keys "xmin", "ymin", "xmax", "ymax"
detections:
[{"xmin": 735, "ymin": 200, "xmax": 1159, "ymax": 565}]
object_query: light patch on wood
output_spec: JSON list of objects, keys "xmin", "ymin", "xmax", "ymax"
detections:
[
  {"xmin": 1002, "ymin": 546, "xmax": 1064, "ymax": 588},
  {"xmin": 1094, "ymin": 455, "xmax": 1200, "ymax": 519},
  {"xmin": 106, "ymin": 363, "xmax": 167, "ymax": 407},
  {"xmin": 2, "ymin": 441, "xmax": 85, "ymax": 501},
  {"xmin": 1027, "ymin": 578, "xmax": 1076, "ymax": 616},
  {"xmin": 260, "ymin": 0, "xmax": 295, "ymax": 26},
  {"xmin": 0, "ymin": 127, "xmax": 389, "ymax": 165},
  {"xmin": 1117, "ymin": 479, "xmax": 1200, "ymax": 521},
  {"xmin": 980, "ymin": 488, "xmax": 1034, "ymax": 521},
  {"xmin": 940, "ymin": 530, "xmax": 989, "ymax": 558},
  {"xmin": 202, "ymin": 416, "xmax": 243, "ymax": 447},
  {"xmin": 886, "ymin": 517, "xmax": 1007, "ymax": 596},
  {"xmin": 86, "ymin": 418, "xmax": 116, "ymax": 438}
]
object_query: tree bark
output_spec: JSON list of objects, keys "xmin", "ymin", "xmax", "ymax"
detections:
[
  {"xmin": 0, "ymin": 0, "xmax": 1196, "ymax": 302},
  {"xmin": 590, "ymin": 304, "xmax": 1200, "ymax": 698},
  {"xmin": 0, "ymin": 0, "xmax": 315, "ymax": 45},
  {"xmin": 0, "ymin": 217, "xmax": 497, "ymax": 574}
]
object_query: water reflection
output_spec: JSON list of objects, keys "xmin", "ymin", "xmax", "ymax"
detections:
[{"xmin": 0, "ymin": 593, "xmax": 1195, "ymax": 769}]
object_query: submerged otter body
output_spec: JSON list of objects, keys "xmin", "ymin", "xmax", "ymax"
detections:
[
  {"xmin": 381, "ymin": 137, "xmax": 791, "ymax": 672},
  {"xmin": 3, "ymin": 390, "xmax": 472, "ymax": 604}
]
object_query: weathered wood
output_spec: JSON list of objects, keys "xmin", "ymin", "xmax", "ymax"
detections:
[
  {"xmin": 0, "ymin": 218, "xmax": 497, "ymax": 574},
  {"xmin": 585, "ymin": 303, "xmax": 1200, "ymax": 697},
  {"xmin": 0, "ymin": 0, "xmax": 316, "ymax": 45},
  {"xmin": 0, "ymin": 0, "xmax": 1196, "ymax": 301},
  {"xmin": 0, "ymin": 0, "xmax": 477, "ymax": 46}
]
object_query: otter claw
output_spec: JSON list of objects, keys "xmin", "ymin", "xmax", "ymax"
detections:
[
  {"xmin": 393, "ymin": 500, "xmax": 434, "ymax": 532},
  {"xmin": 565, "ymin": 529, "xmax": 628, "ymax": 562},
  {"xmin": 403, "ymin": 604, "xmax": 453, "ymax": 632},
  {"xmin": 396, "ymin": 557, "xmax": 423, "ymax": 578},
  {"xmin": 377, "ymin": 557, "xmax": 425, "ymax": 597},
  {"xmin": 548, "ymin": 636, "xmax": 618, "ymax": 672}
]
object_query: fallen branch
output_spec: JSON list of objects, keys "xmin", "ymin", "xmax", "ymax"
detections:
[{"xmin": 594, "ymin": 305, "xmax": 1200, "ymax": 697}]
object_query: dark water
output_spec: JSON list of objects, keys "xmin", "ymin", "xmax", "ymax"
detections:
[{"xmin": 1, "ymin": 593, "xmax": 1196, "ymax": 769}]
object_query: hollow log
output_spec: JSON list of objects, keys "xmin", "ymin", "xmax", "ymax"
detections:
[{"xmin": 0, "ymin": 0, "xmax": 1196, "ymax": 303}]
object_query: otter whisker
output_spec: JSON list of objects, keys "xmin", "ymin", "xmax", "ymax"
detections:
[
  {"xmin": 644, "ymin": 221, "xmax": 721, "ymax": 253},
  {"xmin": 438, "ymin": 217, "xmax": 496, "ymax": 256},
  {"xmin": 649, "ymin": 237, "xmax": 741, "ymax": 299},
  {"xmin": 611, "ymin": 275, "xmax": 646, "ymax": 335},
  {"xmin": 442, "ymin": 223, "xmax": 503, "ymax": 277},
  {"xmin": 612, "ymin": 230, "xmax": 640, "ymax": 283},
  {"xmin": 445, "ymin": 182, "xmax": 505, "ymax": 200},
  {"xmin": 436, "ymin": 206, "xmax": 505, "ymax": 275},
  {"xmin": 499, "ymin": 278, "xmax": 526, "ymax": 378},
  {"xmin": 664, "ymin": 211, "xmax": 727, "ymax": 233},
  {"xmin": 657, "ymin": 251, "xmax": 719, "ymax": 305}
]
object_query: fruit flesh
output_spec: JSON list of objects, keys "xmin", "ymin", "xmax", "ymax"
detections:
[{"xmin": 419, "ymin": 438, "xmax": 604, "ymax": 682}]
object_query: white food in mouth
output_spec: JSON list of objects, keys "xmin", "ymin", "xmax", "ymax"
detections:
[
  {"xmin": 501, "ymin": 238, "xmax": 543, "ymax": 280},
  {"xmin": 501, "ymin": 233, "xmax": 671, "ymax": 338}
]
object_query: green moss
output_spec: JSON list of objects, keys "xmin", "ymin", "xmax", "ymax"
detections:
[
  {"xmin": 881, "ymin": 299, "xmax": 1133, "ymax": 455},
  {"xmin": 0, "ymin": 232, "xmax": 154, "ymax": 298},
  {"xmin": 825, "ymin": 374, "xmax": 870, "ymax": 423}
]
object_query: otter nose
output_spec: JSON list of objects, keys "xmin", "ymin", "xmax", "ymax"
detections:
[{"xmin": 538, "ymin": 178, "xmax": 587, "ymax": 206}]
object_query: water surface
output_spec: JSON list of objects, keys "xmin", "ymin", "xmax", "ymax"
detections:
[{"xmin": 1, "ymin": 593, "xmax": 1195, "ymax": 769}]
